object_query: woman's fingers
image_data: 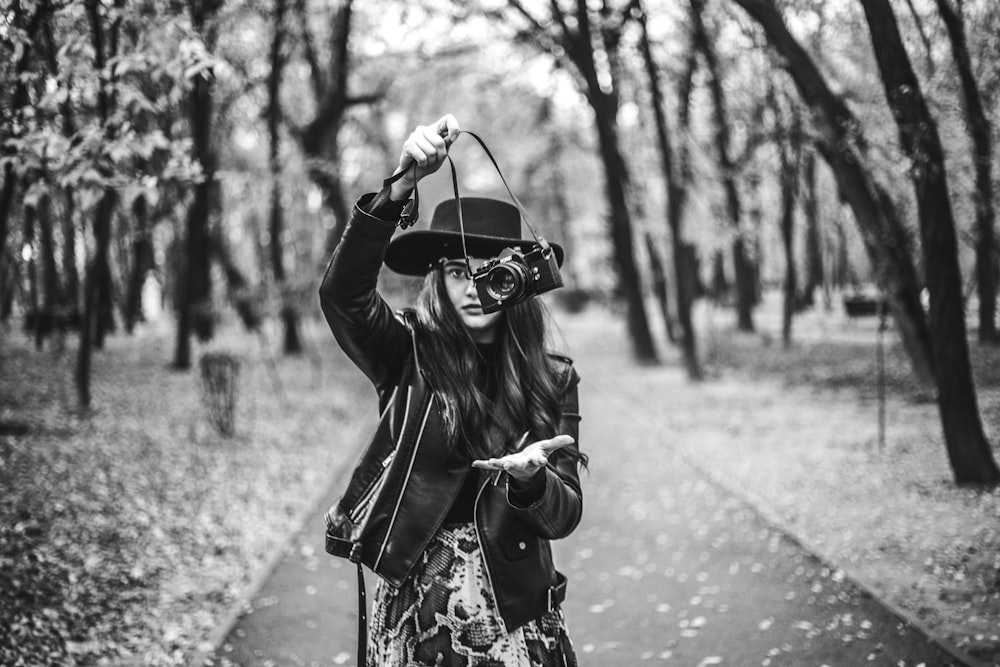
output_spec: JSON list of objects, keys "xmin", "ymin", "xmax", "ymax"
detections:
[
  {"xmin": 396, "ymin": 116, "xmax": 458, "ymax": 184},
  {"xmin": 537, "ymin": 434, "xmax": 575, "ymax": 456},
  {"xmin": 413, "ymin": 128, "xmax": 444, "ymax": 162},
  {"xmin": 436, "ymin": 114, "xmax": 460, "ymax": 145},
  {"xmin": 470, "ymin": 434, "xmax": 574, "ymax": 477}
]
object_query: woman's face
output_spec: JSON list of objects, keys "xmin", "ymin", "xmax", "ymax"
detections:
[{"xmin": 442, "ymin": 258, "xmax": 503, "ymax": 343}]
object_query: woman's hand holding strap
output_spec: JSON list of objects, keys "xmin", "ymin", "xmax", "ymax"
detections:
[{"xmin": 387, "ymin": 114, "xmax": 460, "ymax": 202}]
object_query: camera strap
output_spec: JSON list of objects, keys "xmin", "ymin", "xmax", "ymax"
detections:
[{"xmin": 383, "ymin": 129, "xmax": 557, "ymax": 275}]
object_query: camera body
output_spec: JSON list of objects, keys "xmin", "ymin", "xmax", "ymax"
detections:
[{"xmin": 472, "ymin": 245, "xmax": 563, "ymax": 314}]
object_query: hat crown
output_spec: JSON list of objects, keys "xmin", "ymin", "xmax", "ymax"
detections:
[{"xmin": 429, "ymin": 197, "xmax": 522, "ymax": 241}]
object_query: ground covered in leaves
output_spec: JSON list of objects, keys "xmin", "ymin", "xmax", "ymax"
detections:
[
  {"xmin": 2, "ymin": 297, "xmax": 999, "ymax": 666},
  {"xmin": 675, "ymin": 299, "xmax": 1000, "ymax": 664},
  {"xmin": 0, "ymin": 319, "xmax": 372, "ymax": 666}
]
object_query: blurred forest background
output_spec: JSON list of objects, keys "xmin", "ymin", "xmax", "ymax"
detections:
[{"xmin": 3, "ymin": 0, "xmax": 1000, "ymax": 664}]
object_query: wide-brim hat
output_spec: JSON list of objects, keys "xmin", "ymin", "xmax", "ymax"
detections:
[{"xmin": 384, "ymin": 197, "xmax": 564, "ymax": 276}]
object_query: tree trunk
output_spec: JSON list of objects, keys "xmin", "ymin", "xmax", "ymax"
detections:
[
  {"xmin": 691, "ymin": 0, "xmax": 755, "ymax": 332},
  {"xmin": 0, "ymin": 164, "xmax": 15, "ymax": 299},
  {"xmin": 37, "ymin": 189, "xmax": 62, "ymax": 340},
  {"xmin": 93, "ymin": 196, "xmax": 116, "ymax": 350},
  {"xmin": 124, "ymin": 194, "xmax": 153, "ymax": 333},
  {"xmin": 802, "ymin": 151, "xmax": 823, "ymax": 308},
  {"xmin": 637, "ymin": 2, "xmax": 699, "ymax": 374},
  {"xmin": 175, "ymin": 0, "xmax": 222, "ymax": 369},
  {"xmin": 269, "ymin": 0, "xmax": 301, "ymax": 354},
  {"xmin": 61, "ymin": 188, "xmax": 80, "ymax": 315},
  {"xmin": 771, "ymin": 83, "xmax": 802, "ymax": 346},
  {"xmin": 934, "ymin": 0, "xmax": 997, "ymax": 343},
  {"xmin": 592, "ymin": 108, "xmax": 658, "ymax": 363},
  {"xmin": 75, "ymin": 267, "xmax": 95, "ymax": 409},
  {"xmin": 645, "ymin": 233, "xmax": 676, "ymax": 344},
  {"xmin": 208, "ymin": 226, "xmax": 260, "ymax": 332},
  {"xmin": 0, "ymin": 4, "xmax": 44, "ymax": 317},
  {"xmin": 76, "ymin": 190, "xmax": 116, "ymax": 409},
  {"xmin": 834, "ymin": 204, "xmax": 849, "ymax": 292},
  {"xmin": 860, "ymin": 0, "xmax": 998, "ymax": 485},
  {"xmin": 24, "ymin": 203, "xmax": 40, "ymax": 347},
  {"xmin": 42, "ymin": 1, "xmax": 78, "ymax": 316},
  {"xmin": 730, "ymin": 0, "xmax": 935, "ymax": 388},
  {"xmin": 503, "ymin": 0, "xmax": 657, "ymax": 363}
]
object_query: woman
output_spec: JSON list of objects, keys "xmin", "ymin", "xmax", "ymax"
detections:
[{"xmin": 320, "ymin": 114, "xmax": 585, "ymax": 666}]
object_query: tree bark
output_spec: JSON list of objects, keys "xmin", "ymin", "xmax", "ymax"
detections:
[
  {"xmin": 587, "ymin": 7, "xmax": 657, "ymax": 363},
  {"xmin": 729, "ymin": 0, "xmax": 935, "ymax": 388},
  {"xmin": 23, "ymin": 203, "xmax": 40, "ymax": 347},
  {"xmin": 208, "ymin": 226, "xmax": 260, "ymax": 332},
  {"xmin": 91, "ymin": 190, "xmax": 116, "ymax": 351},
  {"xmin": 37, "ymin": 189, "xmax": 62, "ymax": 329},
  {"xmin": 0, "ymin": 163, "xmax": 16, "ymax": 298},
  {"xmin": 772, "ymin": 85, "xmax": 801, "ymax": 347},
  {"xmin": 269, "ymin": 0, "xmax": 301, "ymax": 354},
  {"xmin": 638, "ymin": 1, "xmax": 700, "ymax": 377},
  {"xmin": 860, "ymin": 0, "xmax": 998, "ymax": 485},
  {"xmin": 934, "ymin": 0, "xmax": 997, "ymax": 343},
  {"xmin": 75, "ymin": 190, "xmax": 115, "ymax": 409},
  {"xmin": 645, "ymin": 232, "xmax": 676, "ymax": 344},
  {"xmin": 124, "ymin": 194, "xmax": 153, "ymax": 333},
  {"xmin": 801, "ymin": 151, "xmax": 823, "ymax": 308},
  {"xmin": 691, "ymin": 0, "xmax": 755, "ymax": 332}
]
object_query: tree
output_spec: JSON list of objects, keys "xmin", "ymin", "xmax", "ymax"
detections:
[
  {"xmin": 933, "ymin": 0, "xmax": 997, "ymax": 343},
  {"xmin": 690, "ymin": 0, "xmax": 756, "ymax": 332},
  {"xmin": 729, "ymin": 0, "xmax": 936, "ymax": 389},
  {"xmin": 174, "ymin": 0, "xmax": 224, "ymax": 370},
  {"xmin": 293, "ymin": 0, "xmax": 382, "ymax": 256},
  {"xmin": 0, "ymin": 1, "xmax": 48, "ymax": 324},
  {"xmin": 859, "ymin": 0, "xmax": 998, "ymax": 485},
  {"xmin": 636, "ymin": 0, "xmax": 702, "ymax": 378},
  {"xmin": 268, "ymin": 0, "xmax": 302, "ymax": 354},
  {"xmin": 800, "ymin": 150, "xmax": 824, "ymax": 308},
  {"xmin": 77, "ymin": 0, "xmax": 126, "ymax": 408},
  {"xmin": 769, "ymin": 80, "xmax": 802, "ymax": 347},
  {"xmin": 504, "ymin": 0, "xmax": 658, "ymax": 363}
]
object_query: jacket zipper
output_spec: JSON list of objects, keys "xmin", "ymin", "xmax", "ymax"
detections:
[
  {"xmin": 346, "ymin": 387, "xmax": 403, "ymax": 523},
  {"xmin": 348, "ymin": 449, "xmax": 396, "ymax": 523},
  {"xmin": 473, "ymin": 478, "xmax": 505, "ymax": 633},
  {"xmin": 373, "ymin": 396, "xmax": 433, "ymax": 572}
]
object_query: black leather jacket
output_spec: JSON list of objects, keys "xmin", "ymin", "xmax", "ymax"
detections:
[{"xmin": 319, "ymin": 194, "xmax": 583, "ymax": 632}]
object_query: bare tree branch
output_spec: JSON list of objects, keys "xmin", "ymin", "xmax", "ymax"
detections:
[
  {"xmin": 902, "ymin": 0, "xmax": 936, "ymax": 77},
  {"xmin": 293, "ymin": 0, "xmax": 324, "ymax": 99}
]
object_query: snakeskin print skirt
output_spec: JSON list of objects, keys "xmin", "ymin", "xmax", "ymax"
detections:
[{"xmin": 368, "ymin": 523, "xmax": 577, "ymax": 667}]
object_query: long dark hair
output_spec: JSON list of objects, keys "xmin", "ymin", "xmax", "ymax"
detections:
[{"xmin": 413, "ymin": 267, "xmax": 586, "ymax": 468}]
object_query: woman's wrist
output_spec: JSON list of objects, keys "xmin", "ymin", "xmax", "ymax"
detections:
[{"xmin": 388, "ymin": 178, "xmax": 413, "ymax": 202}]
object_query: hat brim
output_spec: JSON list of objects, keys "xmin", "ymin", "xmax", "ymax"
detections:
[{"xmin": 385, "ymin": 231, "xmax": 564, "ymax": 276}]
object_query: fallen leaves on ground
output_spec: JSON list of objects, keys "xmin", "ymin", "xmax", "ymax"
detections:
[{"xmin": 0, "ymin": 320, "xmax": 371, "ymax": 666}]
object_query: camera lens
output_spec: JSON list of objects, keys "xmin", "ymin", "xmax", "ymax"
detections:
[{"xmin": 485, "ymin": 263, "xmax": 527, "ymax": 302}]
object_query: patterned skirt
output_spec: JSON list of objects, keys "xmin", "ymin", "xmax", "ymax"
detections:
[{"xmin": 368, "ymin": 523, "xmax": 577, "ymax": 667}]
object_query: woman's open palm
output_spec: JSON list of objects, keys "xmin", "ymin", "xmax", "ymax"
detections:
[{"xmin": 472, "ymin": 434, "xmax": 575, "ymax": 482}]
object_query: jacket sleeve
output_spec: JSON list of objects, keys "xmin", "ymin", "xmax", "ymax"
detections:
[
  {"xmin": 506, "ymin": 361, "xmax": 583, "ymax": 540},
  {"xmin": 318, "ymin": 193, "xmax": 411, "ymax": 392}
]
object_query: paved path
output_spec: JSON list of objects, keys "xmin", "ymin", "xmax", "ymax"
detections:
[{"xmin": 193, "ymin": 317, "xmax": 978, "ymax": 667}]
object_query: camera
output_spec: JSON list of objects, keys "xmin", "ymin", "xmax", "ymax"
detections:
[{"xmin": 473, "ymin": 245, "xmax": 564, "ymax": 314}]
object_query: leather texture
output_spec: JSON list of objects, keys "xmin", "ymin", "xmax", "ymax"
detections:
[{"xmin": 319, "ymin": 195, "xmax": 583, "ymax": 632}]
